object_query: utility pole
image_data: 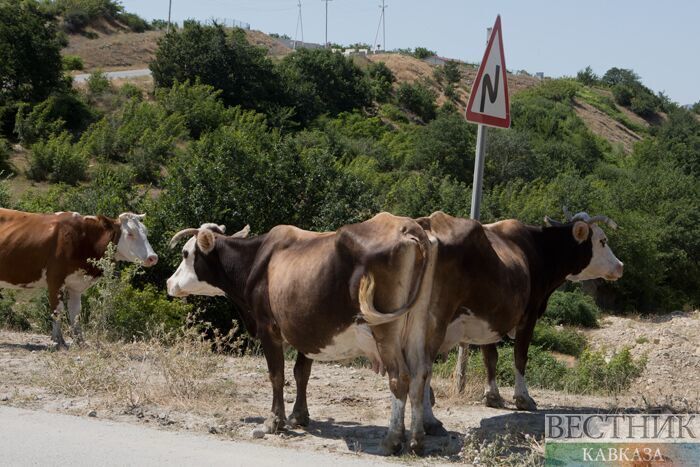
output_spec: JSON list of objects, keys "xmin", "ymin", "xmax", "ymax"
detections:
[
  {"xmin": 373, "ymin": 0, "xmax": 387, "ymax": 52},
  {"xmin": 167, "ymin": 0, "xmax": 173, "ymax": 32},
  {"xmin": 322, "ymin": 0, "xmax": 332, "ymax": 48},
  {"xmin": 294, "ymin": 0, "xmax": 304, "ymax": 49}
]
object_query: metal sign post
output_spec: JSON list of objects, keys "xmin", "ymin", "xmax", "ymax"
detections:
[{"xmin": 454, "ymin": 16, "xmax": 510, "ymax": 393}]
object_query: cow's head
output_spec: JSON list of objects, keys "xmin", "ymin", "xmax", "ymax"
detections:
[
  {"xmin": 116, "ymin": 213, "xmax": 158, "ymax": 267},
  {"xmin": 544, "ymin": 211, "xmax": 624, "ymax": 282},
  {"xmin": 166, "ymin": 223, "xmax": 250, "ymax": 298}
]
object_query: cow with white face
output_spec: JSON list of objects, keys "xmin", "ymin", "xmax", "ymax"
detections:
[
  {"xmin": 0, "ymin": 209, "xmax": 158, "ymax": 348},
  {"xmin": 412, "ymin": 210, "xmax": 623, "ymax": 434}
]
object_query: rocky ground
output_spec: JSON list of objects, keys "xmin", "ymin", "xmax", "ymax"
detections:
[{"xmin": 0, "ymin": 310, "xmax": 698, "ymax": 464}]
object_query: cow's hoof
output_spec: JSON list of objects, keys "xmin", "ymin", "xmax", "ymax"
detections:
[
  {"xmin": 263, "ymin": 414, "xmax": 286, "ymax": 434},
  {"xmin": 379, "ymin": 431, "xmax": 405, "ymax": 456},
  {"xmin": 514, "ymin": 394, "xmax": 538, "ymax": 411},
  {"xmin": 408, "ymin": 436, "xmax": 424, "ymax": 455},
  {"xmin": 484, "ymin": 392, "xmax": 506, "ymax": 409},
  {"xmin": 288, "ymin": 410, "xmax": 309, "ymax": 428},
  {"xmin": 53, "ymin": 341, "xmax": 68, "ymax": 351},
  {"xmin": 424, "ymin": 419, "xmax": 448, "ymax": 437}
]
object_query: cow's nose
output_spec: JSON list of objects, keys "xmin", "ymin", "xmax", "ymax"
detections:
[
  {"xmin": 615, "ymin": 262, "xmax": 624, "ymax": 278},
  {"xmin": 144, "ymin": 255, "xmax": 158, "ymax": 267}
]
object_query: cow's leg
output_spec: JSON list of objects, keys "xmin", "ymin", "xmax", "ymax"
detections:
[
  {"xmin": 259, "ymin": 329, "xmax": 287, "ymax": 433},
  {"xmin": 288, "ymin": 352, "xmax": 312, "ymax": 427},
  {"xmin": 380, "ymin": 362, "xmax": 410, "ymax": 455},
  {"xmin": 422, "ymin": 372, "xmax": 447, "ymax": 436},
  {"xmin": 513, "ymin": 320, "xmax": 537, "ymax": 411},
  {"xmin": 66, "ymin": 289, "xmax": 84, "ymax": 345},
  {"xmin": 48, "ymin": 285, "xmax": 67, "ymax": 350},
  {"xmin": 482, "ymin": 344, "xmax": 505, "ymax": 408},
  {"xmin": 407, "ymin": 364, "xmax": 428, "ymax": 454}
]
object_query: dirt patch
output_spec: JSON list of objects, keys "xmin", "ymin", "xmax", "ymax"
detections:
[
  {"xmin": 3, "ymin": 312, "xmax": 698, "ymax": 462},
  {"xmin": 583, "ymin": 310, "xmax": 700, "ymax": 410},
  {"xmin": 573, "ymin": 98, "xmax": 643, "ymax": 153},
  {"xmin": 65, "ymin": 31, "xmax": 163, "ymax": 72}
]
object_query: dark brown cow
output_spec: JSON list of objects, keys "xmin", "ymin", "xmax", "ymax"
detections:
[
  {"xmin": 166, "ymin": 213, "xmax": 438, "ymax": 454},
  {"xmin": 415, "ymin": 210, "xmax": 622, "ymax": 430},
  {"xmin": 0, "ymin": 208, "xmax": 158, "ymax": 347}
]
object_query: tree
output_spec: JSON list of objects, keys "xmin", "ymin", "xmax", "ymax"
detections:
[
  {"xmin": 396, "ymin": 82, "xmax": 437, "ymax": 122},
  {"xmin": 443, "ymin": 60, "xmax": 462, "ymax": 84},
  {"xmin": 0, "ymin": 1, "xmax": 65, "ymax": 134},
  {"xmin": 150, "ymin": 22, "xmax": 283, "ymax": 116},
  {"xmin": 576, "ymin": 66, "xmax": 598, "ymax": 86},
  {"xmin": 601, "ymin": 67, "xmax": 640, "ymax": 87},
  {"xmin": 280, "ymin": 49, "xmax": 371, "ymax": 124}
]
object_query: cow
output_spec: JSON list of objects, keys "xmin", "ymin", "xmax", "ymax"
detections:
[
  {"xmin": 0, "ymin": 209, "xmax": 158, "ymax": 348},
  {"xmin": 414, "ymin": 210, "xmax": 623, "ymax": 431},
  {"xmin": 166, "ymin": 213, "xmax": 439, "ymax": 454}
]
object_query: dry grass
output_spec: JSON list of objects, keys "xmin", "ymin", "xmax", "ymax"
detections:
[{"xmin": 41, "ymin": 335, "xmax": 231, "ymax": 413}]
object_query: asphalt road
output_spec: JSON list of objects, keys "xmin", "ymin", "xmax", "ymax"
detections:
[
  {"xmin": 72, "ymin": 69, "xmax": 151, "ymax": 82},
  {"xmin": 0, "ymin": 406, "xmax": 393, "ymax": 466}
]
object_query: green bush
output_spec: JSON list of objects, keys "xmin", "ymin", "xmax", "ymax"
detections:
[
  {"xmin": 612, "ymin": 84, "xmax": 634, "ymax": 106},
  {"xmin": 367, "ymin": 61, "xmax": 395, "ymax": 103},
  {"xmin": 630, "ymin": 92, "xmax": 657, "ymax": 117},
  {"xmin": 576, "ymin": 66, "xmax": 598, "ymax": 86},
  {"xmin": 443, "ymin": 60, "xmax": 462, "ymax": 84},
  {"xmin": 413, "ymin": 47, "xmax": 436, "ymax": 59},
  {"xmin": 0, "ymin": 292, "xmax": 31, "ymax": 331},
  {"xmin": 85, "ymin": 248, "xmax": 191, "ymax": 341},
  {"xmin": 545, "ymin": 290, "xmax": 600, "ymax": 327},
  {"xmin": 87, "ymin": 70, "xmax": 111, "ymax": 96},
  {"xmin": 0, "ymin": 137, "xmax": 10, "ymax": 173},
  {"xmin": 532, "ymin": 322, "xmax": 587, "ymax": 356},
  {"xmin": 79, "ymin": 117, "xmax": 117, "ymax": 160},
  {"xmin": 14, "ymin": 92, "xmax": 94, "ymax": 144},
  {"xmin": 0, "ymin": 178, "xmax": 9, "ymax": 208},
  {"xmin": 396, "ymin": 82, "xmax": 437, "ymax": 122},
  {"xmin": 62, "ymin": 55, "xmax": 84, "ymax": 71},
  {"xmin": 564, "ymin": 348, "xmax": 646, "ymax": 395},
  {"xmin": 63, "ymin": 8, "xmax": 90, "ymax": 32},
  {"xmin": 27, "ymin": 131, "xmax": 88, "ymax": 184},
  {"xmin": 155, "ymin": 80, "xmax": 230, "ymax": 139},
  {"xmin": 118, "ymin": 12, "xmax": 151, "ymax": 33},
  {"xmin": 118, "ymin": 83, "xmax": 143, "ymax": 101}
]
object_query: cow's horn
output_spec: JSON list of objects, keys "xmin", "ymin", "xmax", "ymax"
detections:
[
  {"xmin": 544, "ymin": 216, "xmax": 564, "ymax": 227},
  {"xmin": 570, "ymin": 211, "xmax": 592, "ymax": 223},
  {"xmin": 587, "ymin": 215, "xmax": 618, "ymax": 230},
  {"xmin": 169, "ymin": 228, "xmax": 200, "ymax": 248}
]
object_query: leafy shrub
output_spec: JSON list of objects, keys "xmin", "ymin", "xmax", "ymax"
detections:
[
  {"xmin": 79, "ymin": 117, "xmax": 117, "ymax": 160},
  {"xmin": 0, "ymin": 178, "xmax": 9, "ymax": 208},
  {"xmin": 62, "ymin": 55, "xmax": 84, "ymax": 71},
  {"xmin": 118, "ymin": 83, "xmax": 143, "ymax": 101},
  {"xmin": 545, "ymin": 290, "xmax": 600, "ymax": 327},
  {"xmin": 118, "ymin": 12, "xmax": 150, "ymax": 32},
  {"xmin": 396, "ymin": 82, "xmax": 437, "ymax": 122},
  {"xmin": 367, "ymin": 61, "xmax": 395, "ymax": 103},
  {"xmin": 444, "ymin": 83, "xmax": 457, "ymax": 101},
  {"xmin": 87, "ymin": 71, "xmax": 111, "ymax": 96},
  {"xmin": 630, "ymin": 92, "xmax": 657, "ymax": 117},
  {"xmin": 612, "ymin": 84, "xmax": 634, "ymax": 106},
  {"xmin": 27, "ymin": 131, "xmax": 88, "ymax": 184},
  {"xmin": 533, "ymin": 79, "xmax": 579, "ymax": 102},
  {"xmin": 532, "ymin": 322, "xmax": 587, "ymax": 356},
  {"xmin": 63, "ymin": 8, "xmax": 90, "ymax": 32},
  {"xmin": 413, "ymin": 47, "xmax": 436, "ymax": 59},
  {"xmin": 576, "ymin": 66, "xmax": 599, "ymax": 86},
  {"xmin": 155, "ymin": 80, "xmax": 230, "ymax": 139},
  {"xmin": 14, "ymin": 92, "xmax": 94, "ymax": 144},
  {"xmin": 0, "ymin": 137, "xmax": 10, "ymax": 173},
  {"xmin": 442, "ymin": 60, "xmax": 462, "ymax": 84},
  {"xmin": 0, "ymin": 292, "xmax": 31, "ymax": 331},
  {"xmin": 563, "ymin": 348, "xmax": 646, "ymax": 394},
  {"xmin": 85, "ymin": 246, "xmax": 191, "ymax": 341}
]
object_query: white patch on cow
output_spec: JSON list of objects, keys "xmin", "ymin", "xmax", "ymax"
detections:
[
  {"xmin": 0, "ymin": 269, "xmax": 48, "ymax": 290},
  {"xmin": 507, "ymin": 327, "xmax": 517, "ymax": 339},
  {"xmin": 514, "ymin": 369, "xmax": 530, "ymax": 400},
  {"xmin": 305, "ymin": 323, "xmax": 381, "ymax": 363},
  {"xmin": 115, "ymin": 213, "xmax": 158, "ymax": 266},
  {"xmin": 439, "ymin": 309, "xmax": 502, "ymax": 352},
  {"xmin": 166, "ymin": 236, "xmax": 225, "ymax": 297},
  {"xmin": 567, "ymin": 224, "xmax": 623, "ymax": 282}
]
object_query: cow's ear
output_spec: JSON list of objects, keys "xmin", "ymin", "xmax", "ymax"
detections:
[
  {"xmin": 197, "ymin": 229, "xmax": 216, "ymax": 254},
  {"xmin": 231, "ymin": 225, "xmax": 250, "ymax": 239},
  {"xmin": 572, "ymin": 221, "xmax": 590, "ymax": 244}
]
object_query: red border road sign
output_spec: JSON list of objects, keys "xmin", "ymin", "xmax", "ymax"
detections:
[{"xmin": 465, "ymin": 15, "xmax": 510, "ymax": 128}]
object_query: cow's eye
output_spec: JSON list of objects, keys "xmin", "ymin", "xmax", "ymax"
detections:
[
  {"xmin": 601, "ymin": 239, "xmax": 607, "ymax": 247},
  {"xmin": 183, "ymin": 250, "xmax": 189, "ymax": 259},
  {"xmin": 127, "ymin": 232, "xmax": 135, "ymax": 238}
]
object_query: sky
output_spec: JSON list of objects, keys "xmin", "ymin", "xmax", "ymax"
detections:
[{"xmin": 120, "ymin": 0, "xmax": 700, "ymax": 105}]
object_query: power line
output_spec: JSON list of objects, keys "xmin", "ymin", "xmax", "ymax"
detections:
[
  {"xmin": 294, "ymin": 1, "xmax": 304, "ymax": 49},
  {"xmin": 373, "ymin": 0, "xmax": 387, "ymax": 51},
  {"xmin": 321, "ymin": 0, "xmax": 332, "ymax": 48}
]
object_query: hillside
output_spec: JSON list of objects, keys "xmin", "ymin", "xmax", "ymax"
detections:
[{"xmin": 62, "ymin": 27, "xmax": 657, "ymax": 153}]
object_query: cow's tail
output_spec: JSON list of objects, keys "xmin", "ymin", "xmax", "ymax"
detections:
[{"xmin": 358, "ymin": 234, "xmax": 431, "ymax": 326}]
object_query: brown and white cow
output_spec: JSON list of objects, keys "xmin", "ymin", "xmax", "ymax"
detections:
[
  {"xmin": 0, "ymin": 209, "xmax": 158, "ymax": 347},
  {"xmin": 167, "ymin": 213, "xmax": 438, "ymax": 454},
  {"xmin": 416, "ymin": 210, "xmax": 622, "ymax": 428}
]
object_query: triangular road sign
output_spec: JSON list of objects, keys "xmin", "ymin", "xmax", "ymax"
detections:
[{"xmin": 465, "ymin": 15, "xmax": 510, "ymax": 128}]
